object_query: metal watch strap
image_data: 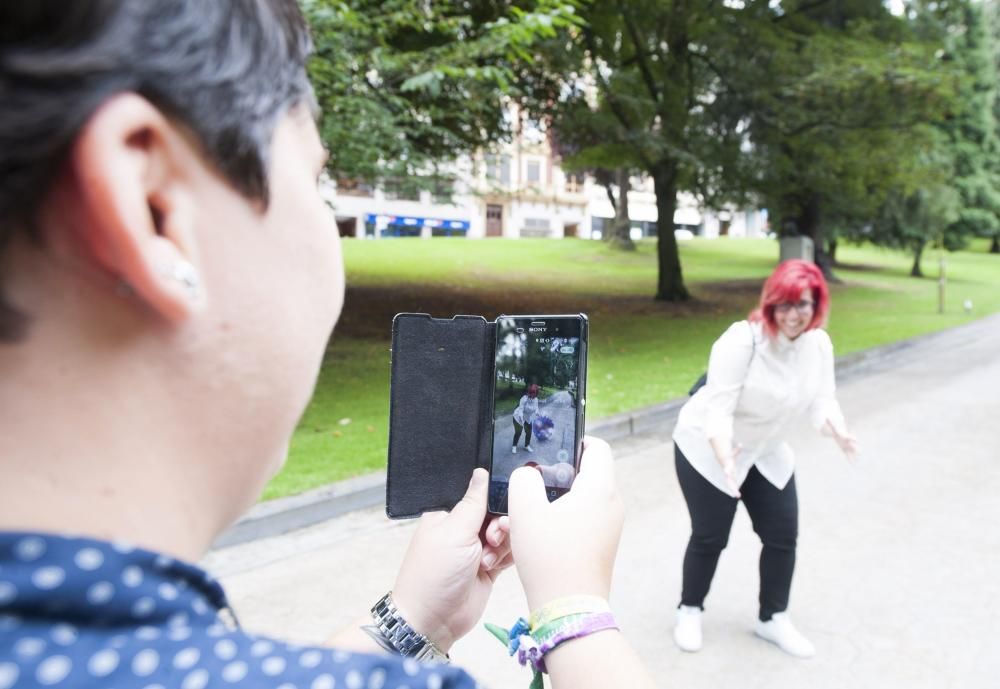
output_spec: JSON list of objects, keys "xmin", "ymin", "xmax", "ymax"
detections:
[{"xmin": 370, "ymin": 591, "xmax": 449, "ymax": 663}]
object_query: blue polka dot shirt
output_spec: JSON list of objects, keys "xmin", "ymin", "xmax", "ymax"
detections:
[{"xmin": 0, "ymin": 532, "xmax": 480, "ymax": 689}]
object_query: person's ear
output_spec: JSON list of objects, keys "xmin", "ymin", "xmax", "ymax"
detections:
[{"xmin": 68, "ymin": 93, "xmax": 207, "ymax": 323}]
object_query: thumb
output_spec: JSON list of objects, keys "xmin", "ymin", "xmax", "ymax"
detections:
[
  {"xmin": 448, "ymin": 468, "xmax": 489, "ymax": 532},
  {"xmin": 508, "ymin": 465, "xmax": 548, "ymax": 519}
]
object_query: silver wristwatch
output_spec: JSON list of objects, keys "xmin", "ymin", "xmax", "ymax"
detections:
[{"xmin": 370, "ymin": 591, "xmax": 449, "ymax": 663}]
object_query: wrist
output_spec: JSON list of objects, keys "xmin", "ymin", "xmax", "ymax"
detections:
[
  {"xmin": 388, "ymin": 589, "xmax": 457, "ymax": 653},
  {"xmin": 525, "ymin": 582, "xmax": 609, "ymax": 614},
  {"xmin": 370, "ymin": 591, "xmax": 451, "ymax": 661}
]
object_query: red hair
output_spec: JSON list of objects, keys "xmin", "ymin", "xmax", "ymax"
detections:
[{"xmin": 749, "ymin": 259, "xmax": 830, "ymax": 339}]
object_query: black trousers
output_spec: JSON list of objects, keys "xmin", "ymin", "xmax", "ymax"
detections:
[
  {"xmin": 675, "ymin": 444, "xmax": 798, "ymax": 621},
  {"xmin": 512, "ymin": 418, "xmax": 532, "ymax": 447}
]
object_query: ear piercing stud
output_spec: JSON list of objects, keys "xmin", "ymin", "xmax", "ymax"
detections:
[{"xmin": 171, "ymin": 260, "xmax": 201, "ymax": 298}]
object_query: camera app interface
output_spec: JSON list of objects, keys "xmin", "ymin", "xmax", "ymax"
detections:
[{"xmin": 489, "ymin": 317, "xmax": 581, "ymax": 510}]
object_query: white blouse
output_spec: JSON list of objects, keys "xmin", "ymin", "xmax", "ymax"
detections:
[
  {"xmin": 673, "ymin": 319, "xmax": 846, "ymax": 496},
  {"xmin": 514, "ymin": 395, "xmax": 539, "ymax": 425}
]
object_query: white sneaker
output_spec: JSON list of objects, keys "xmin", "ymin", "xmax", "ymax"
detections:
[
  {"xmin": 754, "ymin": 612, "xmax": 815, "ymax": 658},
  {"xmin": 673, "ymin": 605, "xmax": 702, "ymax": 652},
  {"xmin": 525, "ymin": 445, "xmax": 534, "ymax": 453},
  {"xmin": 511, "ymin": 446, "xmax": 517, "ymax": 454}
]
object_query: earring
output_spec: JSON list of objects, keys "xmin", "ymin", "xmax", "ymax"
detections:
[{"xmin": 170, "ymin": 260, "xmax": 201, "ymax": 299}]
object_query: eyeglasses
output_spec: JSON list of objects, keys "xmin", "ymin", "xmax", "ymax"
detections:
[{"xmin": 774, "ymin": 300, "xmax": 815, "ymax": 315}]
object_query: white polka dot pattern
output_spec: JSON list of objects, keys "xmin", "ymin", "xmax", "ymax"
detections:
[
  {"xmin": 262, "ymin": 656, "xmax": 287, "ymax": 676},
  {"xmin": 0, "ymin": 581, "xmax": 18, "ymax": 604},
  {"xmin": 32, "ymin": 566, "xmax": 66, "ymax": 590},
  {"xmin": 132, "ymin": 596, "xmax": 156, "ymax": 618},
  {"xmin": 312, "ymin": 673, "xmax": 336, "ymax": 689},
  {"xmin": 222, "ymin": 661, "xmax": 249, "ymax": 683},
  {"xmin": 14, "ymin": 637, "xmax": 46, "ymax": 658},
  {"xmin": 132, "ymin": 648, "xmax": 160, "ymax": 677},
  {"xmin": 88, "ymin": 649, "xmax": 120, "ymax": 677},
  {"xmin": 74, "ymin": 548, "xmax": 104, "ymax": 571},
  {"xmin": 86, "ymin": 581, "xmax": 114, "ymax": 605},
  {"xmin": 214, "ymin": 639, "xmax": 238, "ymax": 661},
  {"xmin": 36, "ymin": 655, "xmax": 72, "ymax": 685},
  {"xmin": 122, "ymin": 565, "xmax": 143, "ymax": 587},
  {"xmin": 181, "ymin": 668, "xmax": 210, "ymax": 689},
  {"xmin": 250, "ymin": 639, "xmax": 274, "ymax": 657},
  {"xmin": 0, "ymin": 662, "xmax": 19, "ymax": 689},
  {"xmin": 299, "ymin": 650, "xmax": 323, "ymax": 668},
  {"xmin": 15, "ymin": 537, "xmax": 46, "ymax": 562},
  {"xmin": 1, "ymin": 534, "xmax": 480, "ymax": 689},
  {"xmin": 173, "ymin": 647, "xmax": 200, "ymax": 670},
  {"xmin": 403, "ymin": 659, "xmax": 420, "ymax": 676},
  {"xmin": 51, "ymin": 623, "xmax": 78, "ymax": 645}
]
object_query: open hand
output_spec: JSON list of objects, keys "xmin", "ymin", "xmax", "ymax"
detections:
[{"xmin": 825, "ymin": 420, "xmax": 859, "ymax": 463}]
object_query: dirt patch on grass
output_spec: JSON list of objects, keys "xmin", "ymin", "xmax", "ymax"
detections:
[{"xmin": 335, "ymin": 279, "xmax": 763, "ymax": 339}]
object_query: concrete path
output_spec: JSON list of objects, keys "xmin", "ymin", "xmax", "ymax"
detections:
[
  {"xmin": 203, "ymin": 315, "xmax": 1000, "ymax": 689},
  {"xmin": 491, "ymin": 391, "xmax": 579, "ymax": 480}
]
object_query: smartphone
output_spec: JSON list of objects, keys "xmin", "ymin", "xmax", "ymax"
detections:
[{"xmin": 487, "ymin": 314, "xmax": 588, "ymax": 514}]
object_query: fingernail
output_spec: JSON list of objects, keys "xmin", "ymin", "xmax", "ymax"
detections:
[{"xmin": 482, "ymin": 553, "xmax": 497, "ymax": 569}]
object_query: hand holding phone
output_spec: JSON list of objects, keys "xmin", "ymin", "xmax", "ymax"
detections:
[{"xmin": 507, "ymin": 437, "xmax": 624, "ymax": 611}]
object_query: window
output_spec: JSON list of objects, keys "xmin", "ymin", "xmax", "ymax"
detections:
[
  {"xmin": 565, "ymin": 173, "xmax": 582, "ymax": 193},
  {"xmin": 336, "ymin": 178, "xmax": 374, "ymax": 197},
  {"xmin": 382, "ymin": 179, "xmax": 420, "ymax": 201},
  {"xmin": 521, "ymin": 217, "xmax": 551, "ymax": 238},
  {"xmin": 486, "ymin": 155, "xmax": 511, "ymax": 185},
  {"xmin": 526, "ymin": 160, "xmax": 541, "ymax": 185},
  {"xmin": 431, "ymin": 180, "xmax": 453, "ymax": 205}
]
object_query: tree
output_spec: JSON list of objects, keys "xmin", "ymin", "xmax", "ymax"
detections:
[
  {"xmin": 521, "ymin": 1, "xmax": 759, "ymax": 301},
  {"xmin": 738, "ymin": 0, "xmax": 959, "ymax": 278},
  {"xmin": 870, "ymin": 128, "xmax": 962, "ymax": 277},
  {"xmin": 857, "ymin": 0, "xmax": 1000, "ymax": 268},
  {"xmin": 302, "ymin": 0, "xmax": 580, "ymax": 188},
  {"xmin": 924, "ymin": 0, "xmax": 1000, "ymax": 256}
]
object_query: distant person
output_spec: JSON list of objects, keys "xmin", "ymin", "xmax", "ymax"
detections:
[
  {"xmin": 512, "ymin": 383, "xmax": 540, "ymax": 454},
  {"xmin": 671, "ymin": 260, "xmax": 858, "ymax": 658},
  {"xmin": 0, "ymin": 3, "xmax": 656, "ymax": 688}
]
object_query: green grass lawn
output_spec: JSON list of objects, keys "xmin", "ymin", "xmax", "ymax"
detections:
[{"xmin": 261, "ymin": 237, "xmax": 1000, "ymax": 500}]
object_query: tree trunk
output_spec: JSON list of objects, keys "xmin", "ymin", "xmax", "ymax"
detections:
[
  {"xmin": 827, "ymin": 238, "xmax": 838, "ymax": 266},
  {"xmin": 609, "ymin": 169, "xmax": 635, "ymax": 250},
  {"xmin": 911, "ymin": 241, "xmax": 925, "ymax": 277},
  {"xmin": 791, "ymin": 193, "xmax": 840, "ymax": 282},
  {"xmin": 652, "ymin": 165, "xmax": 690, "ymax": 301},
  {"xmin": 991, "ymin": 234, "xmax": 999, "ymax": 254}
]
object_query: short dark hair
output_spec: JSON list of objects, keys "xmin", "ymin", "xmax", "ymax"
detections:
[{"xmin": 0, "ymin": 0, "xmax": 314, "ymax": 341}]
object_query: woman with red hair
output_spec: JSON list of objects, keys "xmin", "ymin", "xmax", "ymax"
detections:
[
  {"xmin": 671, "ymin": 260, "xmax": 858, "ymax": 658},
  {"xmin": 512, "ymin": 383, "xmax": 541, "ymax": 453}
]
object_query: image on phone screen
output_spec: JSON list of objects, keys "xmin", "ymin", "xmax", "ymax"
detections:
[{"xmin": 488, "ymin": 315, "xmax": 587, "ymax": 514}]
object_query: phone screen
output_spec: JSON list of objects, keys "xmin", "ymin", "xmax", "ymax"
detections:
[{"xmin": 488, "ymin": 315, "xmax": 587, "ymax": 514}]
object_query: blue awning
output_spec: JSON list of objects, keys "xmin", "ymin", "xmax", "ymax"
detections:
[{"xmin": 365, "ymin": 214, "xmax": 470, "ymax": 231}]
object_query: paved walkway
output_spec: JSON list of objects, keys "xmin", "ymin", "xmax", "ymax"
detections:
[{"xmin": 203, "ymin": 314, "xmax": 1000, "ymax": 689}]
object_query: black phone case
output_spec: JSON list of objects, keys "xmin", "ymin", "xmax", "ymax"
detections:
[{"xmin": 385, "ymin": 314, "xmax": 497, "ymax": 519}]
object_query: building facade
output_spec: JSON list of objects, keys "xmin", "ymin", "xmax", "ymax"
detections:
[{"xmin": 325, "ymin": 112, "xmax": 768, "ymax": 241}]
